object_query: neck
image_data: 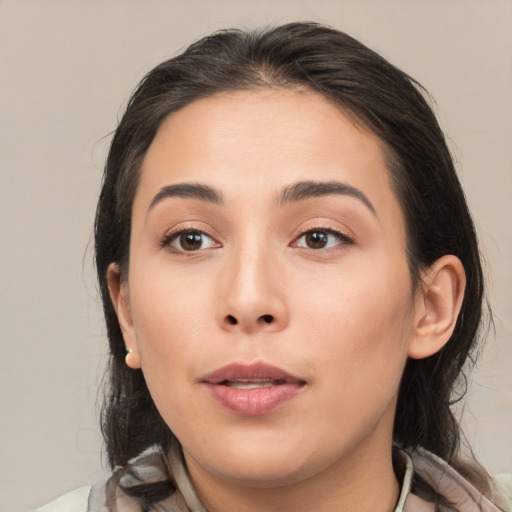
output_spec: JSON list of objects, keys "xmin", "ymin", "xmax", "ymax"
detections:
[{"xmin": 185, "ymin": 437, "xmax": 400, "ymax": 512}]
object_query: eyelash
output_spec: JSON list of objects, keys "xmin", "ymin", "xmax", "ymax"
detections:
[
  {"xmin": 161, "ymin": 225, "xmax": 354, "ymax": 255},
  {"xmin": 292, "ymin": 226, "xmax": 354, "ymax": 251},
  {"xmin": 160, "ymin": 228, "xmax": 220, "ymax": 253}
]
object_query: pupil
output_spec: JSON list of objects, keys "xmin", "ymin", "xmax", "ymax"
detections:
[
  {"xmin": 181, "ymin": 232, "xmax": 202, "ymax": 250},
  {"xmin": 307, "ymin": 231, "xmax": 327, "ymax": 248}
]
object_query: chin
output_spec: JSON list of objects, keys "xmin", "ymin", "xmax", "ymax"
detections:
[
  {"xmin": 203, "ymin": 454, "xmax": 311, "ymax": 489},
  {"xmin": 183, "ymin": 429, "xmax": 337, "ymax": 489}
]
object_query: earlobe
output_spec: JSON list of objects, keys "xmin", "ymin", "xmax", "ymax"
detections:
[
  {"xmin": 408, "ymin": 255, "xmax": 466, "ymax": 360},
  {"xmin": 107, "ymin": 263, "xmax": 141, "ymax": 369}
]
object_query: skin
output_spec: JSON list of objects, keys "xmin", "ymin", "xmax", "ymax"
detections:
[{"xmin": 109, "ymin": 88, "xmax": 465, "ymax": 512}]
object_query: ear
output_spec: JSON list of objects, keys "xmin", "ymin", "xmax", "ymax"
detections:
[
  {"xmin": 408, "ymin": 255, "xmax": 466, "ymax": 359},
  {"xmin": 107, "ymin": 263, "xmax": 141, "ymax": 369}
]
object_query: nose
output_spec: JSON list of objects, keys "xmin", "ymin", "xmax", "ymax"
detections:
[{"xmin": 216, "ymin": 246, "xmax": 289, "ymax": 334}]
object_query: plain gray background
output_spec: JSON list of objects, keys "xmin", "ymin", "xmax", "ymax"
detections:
[{"xmin": 0, "ymin": 1, "xmax": 510, "ymax": 511}]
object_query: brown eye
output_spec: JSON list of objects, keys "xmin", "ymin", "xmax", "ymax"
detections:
[
  {"xmin": 304, "ymin": 231, "xmax": 329, "ymax": 249},
  {"xmin": 295, "ymin": 229, "xmax": 353, "ymax": 250},
  {"xmin": 165, "ymin": 230, "xmax": 218, "ymax": 252},
  {"xmin": 179, "ymin": 232, "xmax": 204, "ymax": 251}
]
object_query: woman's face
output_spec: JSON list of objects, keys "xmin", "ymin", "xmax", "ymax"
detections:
[{"xmin": 116, "ymin": 89, "xmax": 422, "ymax": 488}]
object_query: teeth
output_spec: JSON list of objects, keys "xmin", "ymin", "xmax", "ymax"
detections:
[{"xmin": 224, "ymin": 379, "xmax": 278, "ymax": 390}]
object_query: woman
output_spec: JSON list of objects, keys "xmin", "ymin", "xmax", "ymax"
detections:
[{"xmin": 37, "ymin": 22, "xmax": 510, "ymax": 512}]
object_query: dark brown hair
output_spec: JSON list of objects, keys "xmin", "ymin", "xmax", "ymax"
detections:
[{"xmin": 95, "ymin": 22, "xmax": 488, "ymax": 508}]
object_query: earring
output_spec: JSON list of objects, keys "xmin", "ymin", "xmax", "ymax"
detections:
[
  {"xmin": 125, "ymin": 347, "xmax": 135, "ymax": 367},
  {"xmin": 124, "ymin": 346, "xmax": 141, "ymax": 368}
]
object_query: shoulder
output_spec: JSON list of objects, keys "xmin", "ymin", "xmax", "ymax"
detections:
[
  {"xmin": 32, "ymin": 486, "xmax": 91, "ymax": 512},
  {"xmin": 495, "ymin": 473, "xmax": 512, "ymax": 512},
  {"xmin": 408, "ymin": 448, "xmax": 511, "ymax": 512}
]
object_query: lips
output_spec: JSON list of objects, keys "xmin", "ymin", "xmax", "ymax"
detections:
[{"xmin": 202, "ymin": 362, "xmax": 306, "ymax": 416}]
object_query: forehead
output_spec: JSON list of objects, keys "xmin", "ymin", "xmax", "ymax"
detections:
[{"xmin": 136, "ymin": 88, "xmax": 402, "ymax": 226}]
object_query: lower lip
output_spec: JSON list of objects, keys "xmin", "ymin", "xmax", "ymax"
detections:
[{"xmin": 205, "ymin": 382, "xmax": 303, "ymax": 416}]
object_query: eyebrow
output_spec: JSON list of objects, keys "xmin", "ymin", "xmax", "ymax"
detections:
[
  {"xmin": 278, "ymin": 180, "xmax": 376, "ymax": 215},
  {"xmin": 148, "ymin": 180, "xmax": 375, "ymax": 215},
  {"xmin": 149, "ymin": 183, "xmax": 223, "ymax": 210}
]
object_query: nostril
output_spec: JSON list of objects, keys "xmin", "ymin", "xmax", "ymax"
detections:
[
  {"xmin": 260, "ymin": 314, "xmax": 274, "ymax": 324},
  {"xmin": 226, "ymin": 315, "xmax": 238, "ymax": 325}
]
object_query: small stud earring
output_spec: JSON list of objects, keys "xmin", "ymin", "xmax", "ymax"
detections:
[{"xmin": 124, "ymin": 346, "xmax": 141, "ymax": 369}]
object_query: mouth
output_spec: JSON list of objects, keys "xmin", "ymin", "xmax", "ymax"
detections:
[
  {"xmin": 202, "ymin": 362, "xmax": 307, "ymax": 416},
  {"xmin": 220, "ymin": 378, "xmax": 289, "ymax": 390}
]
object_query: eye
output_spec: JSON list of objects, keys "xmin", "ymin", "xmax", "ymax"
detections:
[
  {"xmin": 294, "ymin": 228, "xmax": 353, "ymax": 250},
  {"xmin": 163, "ymin": 229, "xmax": 219, "ymax": 252}
]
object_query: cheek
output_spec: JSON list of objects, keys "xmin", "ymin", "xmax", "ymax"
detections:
[
  {"xmin": 130, "ymin": 260, "xmax": 213, "ymax": 340},
  {"xmin": 127, "ymin": 272, "xmax": 211, "ymax": 429},
  {"xmin": 294, "ymin": 255, "xmax": 414, "ymax": 393},
  {"xmin": 126, "ymin": 261, "xmax": 218, "ymax": 408}
]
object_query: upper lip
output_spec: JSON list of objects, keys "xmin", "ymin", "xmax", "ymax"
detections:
[{"xmin": 202, "ymin": 362, "xmax": 305, "ymax": 385}]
